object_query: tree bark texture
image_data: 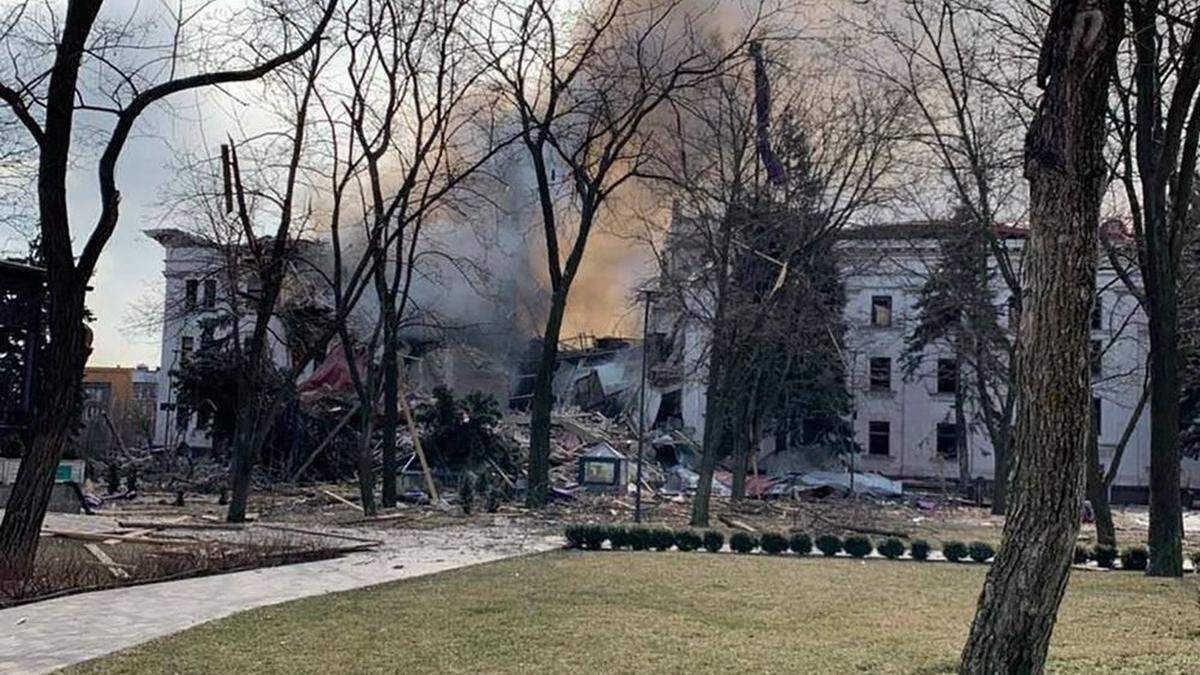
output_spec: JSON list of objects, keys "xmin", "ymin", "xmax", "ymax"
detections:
[
  {"xmin": 959, "ymin": 1, "xmax": 1122, "ymax": 671},
  {"xmin": 690, "ymin": 351, "xmax": 731, "ymax": 527},
  {"xmin": 1146, "ymin": 309, "xmax": 1183, "ymax": 574},
  {"xmin": 1128, "ymin": 0, "xmax": 1188, "ymax": 578},
  {"xmin": 1086, "ymin": 423, "xmax": 1117, "ymax": 548},
  {"xmin": 380, "ymin": 320, "xmax": 399, "ymax": 508},
  {"xmin": 526, "ymin": 290, "xmax": 567, "ymax": 508},
  {"xmin": 0, "ymin": 285, "xmax": 89, "ymax": 581},
  {"xmin": 730, "ymin": 404, "xmax": 749, "ymax": 501},
  {"xmin": 226, "ymin": 384, "xmax": 260, "ymax": 524},
  {"xmin": 955, "ymin": 348, "xmax": 970, "ymax": 492},
  {"xmin": 0, "ymin": 1, "xmax": 101, "ymax": 581},
  {"xmin": 990, "ymin": 431, "xmax": 1009, "ymax": 516}
]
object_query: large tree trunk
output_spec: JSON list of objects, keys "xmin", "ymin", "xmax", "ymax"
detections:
[
  {"xmin": 380, "ymin": 293, "xmax": 399, "ymax": 508},
  {"xmin": 226, "ymin": 397, "xmax": 259, "ymax": 523},
  {"xmin": 527, "ymin": 289, "xmax": 568, "ymax": 508},
  {"xmin": 1146, "ymin": 309, "xmax": 1184, "ymax": 575},
  {"xmin": 357, "ymin": 410, "xmax": 378, "ymax": 517},
  {"xmin": 955, "ymin": 348, "xmax": 970, "ymax": 493},
  {"xmin": 0, "ymin": 1, "xmax": 101, "ymax": 581},
  {"xmin": 959, "ymin": 2, "xmax": 1121, "ymax": 671},
  {"xmin": 730, "ymin": 404, "xmax": 749, "ymax": 501},
  {"xmin": 0, "ymin": 283, "xmax": 89, "ymax": 581},
  {"xmin": 990, "ymin": 432, "xmax": 1009, "ymax": 516},
  {"xmin": 1086, "ymin": 413, "xmax": 1116, "ymax": 547},
  {"xmin": 690, "ymin": 325, "xmax": 731, "ymax": 527}
]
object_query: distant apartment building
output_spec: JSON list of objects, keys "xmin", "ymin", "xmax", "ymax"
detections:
[
  {"xmin": 651, "ymin": 219, "xmax": 1200, "ymax": 503},
  {"xmin": 76, "ymin": 365, "xmax": 159, "ymax": 456}
]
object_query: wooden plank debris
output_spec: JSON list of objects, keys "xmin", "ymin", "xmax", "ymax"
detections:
[
  {"xmin": 83, "ymin": 543, "xmax": 130, "ymax": 578},
  {"xmin": 718, "ymin": 514, "xmax": 758, "ymax": 533},
  {"xmin": 398, "ymin": 381, "xmax": 440, "ymax": 503},
  {"xmin": 116, "ymin": 520, "xmax": 245, "ymax": 531},
  {"xmin": 256, "ymin": 523, "xmax": 384, "ymax": 546},
  {"xmin": 291, "ymin": 404, "xmax": 360, "ymax": 482},
  {"xmin": 42, "ymin": 528, "xmax": 179, "ymax": 546},
  {"xmin": 321, "ymin": 489, "xmax": 364, "ymax": 512}
]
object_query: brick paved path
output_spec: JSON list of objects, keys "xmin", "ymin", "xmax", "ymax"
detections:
[{"xmin": 0, "ymin": 524, "xmax": 559, "ymax": 674}]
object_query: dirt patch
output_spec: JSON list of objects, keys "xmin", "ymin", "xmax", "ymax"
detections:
[{"xmin": 1, "ymin": 514, "xmax": 375, "ymax": 609}]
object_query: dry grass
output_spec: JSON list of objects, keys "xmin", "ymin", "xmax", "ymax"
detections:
[
  {"xmin": 1, "ymin": 533, "xmax": 339, "ymax": 608},
  {"xmin": 69, "ymin": 551, "xmax": 1200, "ymax": 674}
]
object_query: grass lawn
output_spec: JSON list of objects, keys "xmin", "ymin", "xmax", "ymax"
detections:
[{"xmin": 71, "ymin": 551, "xmax": 1200, "ymax": 674}]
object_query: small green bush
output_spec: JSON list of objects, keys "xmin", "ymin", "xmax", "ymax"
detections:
[
  {"xmin": 729, "ymin": 531, "xmax": 759, "ymax": 554},
  {"xmin": 843, "ymin": 535, "xmax": 873, "ymax": 558},
  {"xmin": 564, "ymin": 525, "xmax": 586, "ymax": 549},
  {"xmin": 629, "ymin": 527, "xmax": 652, "ymax": 551},
  {"xmin": 877, "ymin": 538, "xmax": 905, "ymax": 560},
  {"xmin": 565, "ymin": 524, "xmax": 607, "ymax": 550},
  {"xmin": 815, "ymin": 534, "xmax": 842, "ymax": 557},
  {"xmin": 910, "ymin": 539, "xmax": 931, "ymax": 561},
  {"xmin": 582, "ymin": 525, "xmax": 607, "ymax": 550},
  {"xmin": 674, "ymin": 530, "xmax": 703, "ymax": 552},
  {"xmin": 702, "ymin": 530, "xmax": 725, "ymax": 553},
  {"xmin": 1119, "ymin": 546, "xmax": 1149, "ymax": 571},
  {"xmin": 943, "ymin": 541, "xmax": 968, "ymax": 562},
  {"xmin": 789, "ymin": 532, "xmax": 813, "ymax": 555},
  {"xmin": 1073, "ymin": 545, "xmax": 1090, "ymax": 565},
  {"xmin": 649, "ymin": 528, "xmax": 676, "ymax": 551},
  {"xmin": 608, "ymin": 526, "xmax": 631, "ymax": 550},
  {"xmin": 760, "ymin": 532, "xmax": 788, "ymax": 555},
  {"xmin": 968, "ymin": 541, "xmax": 995, "ymax": 563},
  {"xmin": 1092, "ymin": 544, "xmax": 1118, "ymax": 569}
]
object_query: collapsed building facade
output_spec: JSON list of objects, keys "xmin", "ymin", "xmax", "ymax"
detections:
[{"xmin": 143, "ymin": 143, "xmax": 645, "ymax": 478}]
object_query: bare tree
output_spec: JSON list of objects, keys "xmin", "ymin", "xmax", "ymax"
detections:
[
  {"xmin": 477, "ymin": 0, "xmax": 768, "ymax": 507},
  {"xmin": 222, "ymin": 48, "xmax": 329, "ymax": 523},
  {"xmin": 855, "ymin": 0, "xmax": 1038, "ymax": 513},
  {"xmin": 0, "ymin": 0, "xmax": 336, "ymax": 580},
  {"xmin": 959, "ymin": 0, "xmax": 1123, "ymax": 670},
  {"xmin": 1105, "ymin": 0, "xmax": 1200, "ymax": 577},
  {"xmin": 633, "ymin": 41, "xmax": 902, "ymax": 525},
  {"xmin": 334, "ymin": 0, "xmax": 508, "ymax": 508}
]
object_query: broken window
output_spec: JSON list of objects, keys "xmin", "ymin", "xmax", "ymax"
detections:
[
  {"xmin": 871, "ymin": 295, "xmax": 892, "ymax": 327},
  {"xmin": 936, "ymin": 422, "xmax": 958, "ymax": 459},
  {"xmin": 203, "ymin": 278, "xmax": 217, "ymax": 309},
  {"xmin": 869, "ymin": 357, "xmax": 891, "ymax": 391},
  {"xmin": 868, "ymin": 421, "xmax": 890, "ymax": 455},
  {"xmin": 936, "ymin": 358, "xmax": 957, "ymax": 394},
  {"xmin": 180, "ymin": 336, "xmax": 194, "ymax": 362},
  {"xmin": 1090, "ymin": 339, "xmax": 1103, "ymax": 378},
  {"xmin": 184, "ymin": 279, "xmax": 198, "ymax": 310}
]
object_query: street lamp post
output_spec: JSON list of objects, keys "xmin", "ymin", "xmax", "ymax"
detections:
[{"xmin": 635, "ymin": 288, "xmax": 657, "ymax": 524}]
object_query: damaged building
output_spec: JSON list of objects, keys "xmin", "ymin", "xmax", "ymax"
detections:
[{"xmin": 645, "ymin": 216, "xmax": 1200, "ymax": 504}]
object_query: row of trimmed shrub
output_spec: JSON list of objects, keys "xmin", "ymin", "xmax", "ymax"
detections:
[
  {"xmin": 564, "ymin": 525, "xmax": 1001, "ymax": 562},
  {"xmin": 1073, "ymin": 544, "xmax": 1151, "ymax": 571}
]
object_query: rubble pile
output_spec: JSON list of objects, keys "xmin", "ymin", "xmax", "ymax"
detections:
[{"xmin": 496, "ymin": 408, "xmax": 670, "ymax": 497}]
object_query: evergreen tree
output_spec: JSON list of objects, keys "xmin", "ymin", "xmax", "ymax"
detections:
[{"xmin": 902, "ymin": 209, "xmax": 1010, "ymax": 493}]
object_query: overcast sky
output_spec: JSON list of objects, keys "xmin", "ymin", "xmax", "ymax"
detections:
[{"xmin": 0, "ymin": 1, "xmax": 285, "ymax": 369}]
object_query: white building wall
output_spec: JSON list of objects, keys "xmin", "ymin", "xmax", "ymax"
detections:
[
  {"xmin": 843, "ymin": 247, "xmax": 995, "ymax": 482},
  {"xmin": 148, "ymin": 230, "xmax": 297, "ymax": 450},
  {"xmin": 668, "ymin": 233, "xmax": 1200, "ymax": 495}
]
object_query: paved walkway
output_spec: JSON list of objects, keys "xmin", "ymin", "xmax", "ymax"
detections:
[{"xmin": 0, "ymin": 523, "xmax": 560, "ymax": 674}]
